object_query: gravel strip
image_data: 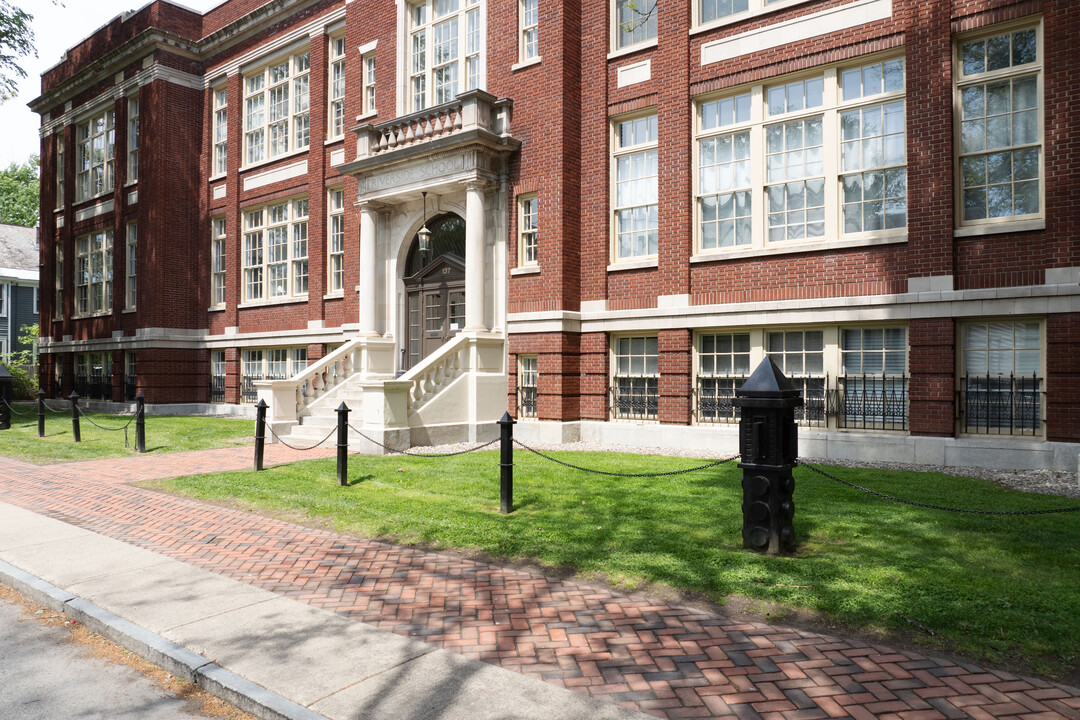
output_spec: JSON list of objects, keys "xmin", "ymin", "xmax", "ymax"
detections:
[{"xmin": 409, "ymin": 440, "xmax": 1080, "ymax": 500}]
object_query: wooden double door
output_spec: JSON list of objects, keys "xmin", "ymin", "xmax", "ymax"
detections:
[{"xmin": 403, "ymin": 254, "xmax": 466, "ymax": 370}]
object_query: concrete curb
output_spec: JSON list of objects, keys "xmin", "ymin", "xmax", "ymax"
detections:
[{"xmin": 0, "ymin": 559, "xmax": 329, "ymax": 720}]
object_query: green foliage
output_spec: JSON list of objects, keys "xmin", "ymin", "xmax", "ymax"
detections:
[
  {"xmin": 158, "ymin": 452, "xmax": 1080, "ymax": 679},
  {"xmin": 0, "ymin": 411, "xmax": 254, "ymax": 462},
  {"xmin": 0, "ymin": 154, "xmax": 39, "ymax": 226},
  {"xmin": 0, "ymin": 0, "xmax": 34, "ymax": 102},
  {"xmin": 1, "ymin": 361, "xmax": 34, "ymax": 399},
  {"xmin": 8, "ymin": 322, "xmax": 38, "ymax": 367}
]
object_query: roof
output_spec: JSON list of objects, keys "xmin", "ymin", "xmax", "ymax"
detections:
[{"xmin": 0, "ymin": 224, "xmax": 39, "ymax": 276}]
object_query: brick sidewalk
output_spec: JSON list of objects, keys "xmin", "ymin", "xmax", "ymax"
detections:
[{"xmin": 0, "ymin": 449, "xmax": 1077, "ymax": 720}]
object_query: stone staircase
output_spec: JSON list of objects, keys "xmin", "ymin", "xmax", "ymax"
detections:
[{"xmin": 256, "ymin": 332, "xmax": 507, "ymax": 454}]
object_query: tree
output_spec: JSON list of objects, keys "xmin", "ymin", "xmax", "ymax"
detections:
[
  {"xmin": 0, "ymin": 154, "xmax": 39, "ymax": 226},
  {"xmin": 0, "ymin": 0, "xmax": 35, "ymax": 102}
]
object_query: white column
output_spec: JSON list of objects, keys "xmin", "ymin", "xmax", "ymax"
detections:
[
  {"xmin": 358, "ymin": 202, "xmax": 379, "ymax": 336},
  {"xmin": 465, "ymin": 181, "xmax": 487, "ymax": 331}
]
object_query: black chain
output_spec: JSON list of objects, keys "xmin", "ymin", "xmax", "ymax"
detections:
[
  {"xmin": 798, "ymin": 461, "xmax": 1080, "ymax": 515},
  {"xmin": 41, "ymin": 399, "xmax": 71, "ymax": 414},
  {"xmin": 1, "ymin": 397, "xmax": 34, "ymax": 416},
  {"xmin": 76, "ymin": 404, "xmax": 137, "ymax": 432},
  {"xmin": 347, "ymin": 423, "xmax": 498, "ymax": 456},
  {"xmin": 262, "ymin": 420, "xmax": 337, "ymax": 451},
  {"xmin": 513, "ymin": 439, "xmax": 739, "ymax": 477}
]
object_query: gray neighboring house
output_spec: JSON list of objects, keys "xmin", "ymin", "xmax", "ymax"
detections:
[{"xmin": 0, "ymin": 224, "xmax": 40, "ymax": 362}]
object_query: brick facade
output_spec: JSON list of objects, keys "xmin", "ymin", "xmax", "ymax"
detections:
[{"xmin": 31, "ymin": 0, "xmax": 1080, "ymax": 466}]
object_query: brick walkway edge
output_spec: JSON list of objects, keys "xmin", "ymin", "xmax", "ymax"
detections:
[{"xmin": 1, "ymin": 447, "xmax": 1078, "ymax": 720}]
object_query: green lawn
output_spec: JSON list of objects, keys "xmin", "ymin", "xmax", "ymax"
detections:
[
  {"xmin": 0, "ymin": 403, "xmax": 255, "ymax": 463},
  {"xmin": 152, "ymin": 448, "xmax": 1080, "ymax": 680}
]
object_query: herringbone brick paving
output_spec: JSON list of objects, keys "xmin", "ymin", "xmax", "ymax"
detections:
[{"xmin": 0, "ymin": 448, "xmax": 1078, "ymax": 720}]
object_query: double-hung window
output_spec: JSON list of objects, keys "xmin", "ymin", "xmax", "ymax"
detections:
[
  {"xmin": 696, "ymin": 332, "xmax": 750, "ymax": 423},
  {"xmin": 213, "ymin": 87, "xmax": 228, "ymax": 175},
  {"xmin": 694, "ymin": 54, "xmax": 907, "ymax": 255},
  {"xmin": 244, "ymin": 50, "xmax": 310, "ymax": 165},
  {"xmin": 127, "ymin": 97, "xmax": 139, "ymax": 184},
  {"xmin": 54, "ymin": 247, "xmax": 64, "ymax": 320},
  {"xmin": 243, "ymin": 198, "xmax": 309, "ymax": 302},
  {"xmin": 960, "ymin": 320, "xmax": 1042, "ymax": 435},
  {"xmin": 55, "ymin": 133, "xmax": 65, "ymax": 208},
  {"xmin": 956, "ymin": 23, "xmax": 1041, "ymax": 226},
  {"xmin": 408, "ymin": 0, "xmax": 483, "ymax": 112},
  {"xmin": 612, "ymin": 336, "xmax": 658, "ymax": 420},
  {"xmin": 363, "ymin": 54, "xmax": 377, "ymax": 115},
  {"xmin": 520, "ymin": 0, "xmax": 539, "ymax": 62},
  {"xmin": 767, "ymin": 330, "xmax": 825, "ymax": 425},
  {"xmin": 75, "ymin": 229, "xmax": 113, "ymax": 316},
  {"xmin": 76, "ymin": 108, "xmax": 115, "ymax": 202},
  {"xmin": 328, "ymin": 189, "xmax": 345, "ymax": 293},
  {"xmin": 212, "ymin": 218, "xmax": 226, "ymax": 307},
  {"xmin": 329, "ymin": 37, "xmax": 346, "ymax": 137},
  {"xmin": 518, "ymin": 356, "xmax": 537, "ymax": 418},
  {"xmin": 613, "ymin": 0, "xmax": 656, "ymax": 50},
  {"xmin": 839, "ymin": 327, "xmax": 907, "ymax": 429},
  {"xmin": 698, "ymin": 94, "xmax": 752, "ymax": 249},
  {"xmin": 519, "ymin": 195, "xmax": 538, "ymax": 266},
  {"xmin": 125, "ymin": 221, "xmax": 136, "ymax": 310},
  {"xmin": 613, "ymin": 114, "xmax": 658, "ymax": 261},
  {"xmin": 241, "ymin": 347, "xmax": 308, "ymax": 402}
]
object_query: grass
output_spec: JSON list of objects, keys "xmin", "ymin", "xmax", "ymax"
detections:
[
  {"xmin": 152, "ymin": 448, "xmax": 1080, "ymax": 681},
  {"xmin": 0, "ymin": 403, "xmax": 255, "ymax": 463}
]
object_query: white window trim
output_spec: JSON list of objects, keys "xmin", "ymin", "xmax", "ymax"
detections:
[
  {"xmin": 611, "ymin": 111, "xmax": 659, "ymax": 265},
  {"xmin": 518, "ymin": 193, "xmax": 538, "ymax": 268},
  {"xmin": 125, "ymin": 221, "xmax": 137, "ymax": 310},
  {"xmin": 690, "ymin": 0, "xmax": 812, "ymax": 36},
  {"xmin": 212, "ymin": 85, "xmax": 228, "ymax": 178},
  {"xmin": 519, "ymin": 0, "xmax": 539, "ymax": 64},
  {"xmin": 329, "ymin": 35, "xmax": 347, "ymax": 139},
  {"xmin": 399, "ymin": 0, "xmax": 487, "ymax": 116},
  {"xmin": 241, "ymin": 196, "xmax": 310, "ymax": 305},
  {"xmin": 211, "ymin": 217, "xmax": 226, "ymax": 309},
  {"xmin": 0, "ymin": 283, "xmax": 6, "ymax": 317},
  {"xmin": 327, "ymin": 187, "xmax": 346, "ymax": 295},
  {"xmin": 126, "ymin": 96, "xmax": 139, "ymax": 186},
  {"xmin": 242, "ymin": 47, "xmax": 312, "ymax": 168},
  {"xmin": 75, "ymin": 105, "xmax": 115, "ymax": 204},
  {"xmin": 362, "ymin": 53, "xmax": 377, "ymax": 117},
  {"xmin": 611, "ymin": 0, "xmax": 656, "ymax": 54},
  {"xmin": 242, "ymin": 347, "xmax": 309, "ymax": 380},
  {"xmin": 55, "ymin": 133, "xmax": 65, "ymax": 210},
  {"xmin": 956, "ymin": 316, "xmax": 1045, "ymax": 437},
  {"xmin": 953, "ymin": 19, "xmax": 1044, "ymax": 230},
  {"xmin": 692, "ymin": 51, "xmax": 908, "ymax": 260},
  {"xmin": 33, "ymin": 286, "xmax": 39, "ymax": 316},
  {"xmin": 74, "ymin": 229, "xmax": 114, "ymax": 317}
]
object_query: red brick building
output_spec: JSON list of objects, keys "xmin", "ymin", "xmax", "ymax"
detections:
[{"xmin": 32, "ymin": 0, "xmax": 1080, "ymax": 470}]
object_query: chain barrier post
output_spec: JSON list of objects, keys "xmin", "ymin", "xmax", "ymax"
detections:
[
  {"xmin": 135, "ymin": 392, "xmax": 146, "ymax": 453},
  {"xmin": 70, "ymin": 391, "xmax": 81, "ymax": 443},
  {"xmin": 733, "ymin": 358, "xmax": 800, "ymax": 555},
  {"xmin": 336, "ymin": 402, "xmax": 349, "ymax": 486},
  {"xmin": 0, "ymin": 364, "xmax": 10, "ymax": 430},
  {"xmin": 498, "ymin": 412, "xmax": 515, "ymax": 513},
  {"xmin": 254, "ymin": 399, "xmax": 267, "ymax": 471},
  {"xmin": 37, "ymin": 389, "xmax": 45, "ymax": 437}
]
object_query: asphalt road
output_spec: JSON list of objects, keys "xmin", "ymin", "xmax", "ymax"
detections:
[{"xmin": 0, "ymin": 590, "xmax": 233, "ymax": 720}]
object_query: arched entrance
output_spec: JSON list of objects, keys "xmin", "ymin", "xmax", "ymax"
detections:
[{"xmin": 402, "ymin": 214, "xmax": 466, "ymax": 370}]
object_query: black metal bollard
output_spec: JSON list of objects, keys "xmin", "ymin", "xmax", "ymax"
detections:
[
  {"xmin": 254, "ymin": 399, "xmax": 267, "ymax": 471},
  {"xmin": 498, "ymin": 412, "xmax": 515, "ymax": 514},
  {"xmin": 70, "ymin": 391, "xmax": 81, "ymax": 443},
  {"xmin": 37, "ymin": 389, "xmax": 45, "ymax": 438},
  {"xmin": 336, "ymin": 402, "xmax": 349, "ymax": 486},
  {"xmin": 0, "ymin": 364, "xmax": 11, "ymax": 430},
  {"xmin": 0, "ymin": 398, "xmax": 9, "ymax": 431},
  {"xmin": 733, "ymin": 357, "xmax": 801, "ymax": 555},
  {"xmin": 135, "ymin": 392, "xmax": 146, "ymax": 453}
]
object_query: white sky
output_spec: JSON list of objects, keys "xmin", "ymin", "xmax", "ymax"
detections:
[{"xmin": 0, "ymin": 0, "xmax": 222, "ymax": 168}]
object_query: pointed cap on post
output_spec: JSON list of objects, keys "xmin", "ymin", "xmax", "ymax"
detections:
[
  {"xmin": 69, "ymin": 390, "xmax": 80, "ymax": 400},
  {"xmin": 735, "ymin": 357, "xmax": 801, "ymax": 398},
  {"xmin": 256, "ymin": 399, "xmax": 267, "ymax": 409},
  {"xmin": 498, "ymin": 411, "xmax": 515, "ymax": 425},
  {"xmin": 336, "ymin": 402, "xmax": 350, "ymax": 414}
]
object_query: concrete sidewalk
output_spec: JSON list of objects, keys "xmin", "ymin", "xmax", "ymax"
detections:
[
  {"xmin": 1, "ymin": 448, "xmax": 1079, "ymax": 720},
  {"xmin": 0, "ymin": 502, "xmax": 645, "ymax": 720}
]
